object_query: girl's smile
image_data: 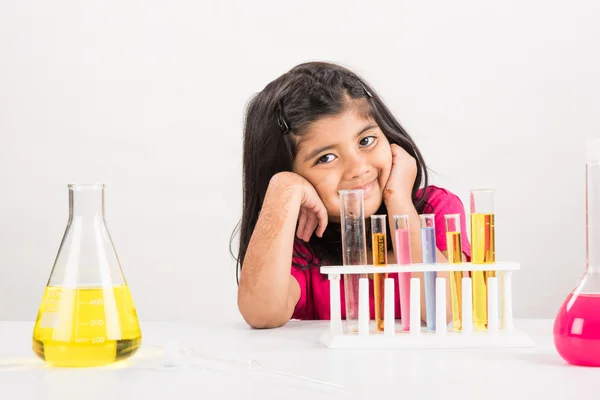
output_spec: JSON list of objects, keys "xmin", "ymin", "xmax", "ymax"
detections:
[{"xmin": 348, "ymin": 176, "xmax": 378, "ymax": 197}]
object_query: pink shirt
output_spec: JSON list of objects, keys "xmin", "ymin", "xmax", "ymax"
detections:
[{"xmin": 290, "ymin": 185, "xmax": 472, "ymax": 320}]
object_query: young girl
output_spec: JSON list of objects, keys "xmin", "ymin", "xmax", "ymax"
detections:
[{"xmin": 233, "ymin": 61, "xmax": 471, "ymax": 329}]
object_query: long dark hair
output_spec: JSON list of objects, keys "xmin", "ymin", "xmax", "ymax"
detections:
[{"xmin": 230, "ymin": 62, "xmax": 431, "ymax": 282}]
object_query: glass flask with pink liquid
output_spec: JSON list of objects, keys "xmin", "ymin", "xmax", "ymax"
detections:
[{"xmin": 553, "ymin": 139, "xmax": 600, "ymax": 367}]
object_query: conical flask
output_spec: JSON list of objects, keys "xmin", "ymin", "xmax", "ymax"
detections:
[
  {"xmin": 32, "ymin": 184, "xmax": 142, "ymax": 367},
  {"xmin": 553, "ymin": 140, "xmax": 600, "ymax": 367}
]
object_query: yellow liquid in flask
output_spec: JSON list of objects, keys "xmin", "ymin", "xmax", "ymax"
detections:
[{"xmin": 32, "ymin": 285, "xmax": 142, "ymax": 367}]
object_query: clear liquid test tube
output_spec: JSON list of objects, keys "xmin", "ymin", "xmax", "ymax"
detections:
[{"xmin": 339, "ymin": 190, "xmax": 368, "ymax": 333}]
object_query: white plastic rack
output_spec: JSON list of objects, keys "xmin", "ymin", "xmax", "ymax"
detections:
[{"xmin": 319, "ymin": 262, "xmax": 534, "ymax": 349}]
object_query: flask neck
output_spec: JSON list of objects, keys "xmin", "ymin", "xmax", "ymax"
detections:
[
  {"xmin": 586, "ymin": 163, "xmax": 600, "ymax": 274},
  {"xmin": 69, "ymin": 184, "xmax": 105, "ymax": 218}
]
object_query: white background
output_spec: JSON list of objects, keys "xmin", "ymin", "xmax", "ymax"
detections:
[{"xmin": 1, "ymin": 0, "xmax": 599, "ymax": 323}]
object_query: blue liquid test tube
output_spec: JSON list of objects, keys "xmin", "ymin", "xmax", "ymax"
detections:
[{"xmin": 420, "ymin": 214, "xmax": 437, "ymax": 331}]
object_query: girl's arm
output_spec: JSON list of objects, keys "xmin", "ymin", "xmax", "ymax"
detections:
[{"xmin": 237, "ymin": 172, "xmax": 327, "ymax": 329}]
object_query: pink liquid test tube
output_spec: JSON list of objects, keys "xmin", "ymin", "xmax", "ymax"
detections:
[{"xmin": 393, "ymin": 215, "xmax": 412, "ymax": 331}]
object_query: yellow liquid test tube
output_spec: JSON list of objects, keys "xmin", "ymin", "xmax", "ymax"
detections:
[
  {"xmin": 470, "ymin": 189, "xmax": 496, "ymax": 331},
  {"xmin": 371, "ymin": 215, "xmax": 388, "ymax": 332},
  {"xmin": 444, "ymin": 214, "xmax": 463, "ymax": 331}
]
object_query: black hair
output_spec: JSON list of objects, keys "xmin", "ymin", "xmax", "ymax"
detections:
[{"xmin": 230, "ymin": 61, "xmax": 431, "ymax": 282}]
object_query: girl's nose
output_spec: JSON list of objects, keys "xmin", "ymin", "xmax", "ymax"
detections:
[{"xmin": 345, "ymin": 153, "xmax": 371, "ymax": 181}]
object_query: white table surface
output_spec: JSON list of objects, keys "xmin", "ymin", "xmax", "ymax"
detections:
[{"xmin": 0, "ymin": 319, "xmax": 596, "ymax": 399}]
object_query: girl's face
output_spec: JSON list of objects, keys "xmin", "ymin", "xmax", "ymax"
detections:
[{"xmin": 292, "ymin": 107, "xmax": 392, "ymax": 222}]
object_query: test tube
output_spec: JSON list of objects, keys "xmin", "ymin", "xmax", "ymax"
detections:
[
  {"xmin": 393, "ymin": 215, "xmax": 412, "ymax": 331},
  {"xmin": 339, "ymin": 190, "xmax": 368, "ymax": 333},
  {"xmin": 371, "ymin": 215, "xmax": 388, "ymax": 332},
  {"xmin": 470, "ymin": 189, "xmax": 496, "ymax": 331},
  {"xmin": 444, "ymin": 214, "xmax": 463, "ymax": 331},
  {"xmin": 419, "ymin": 214, "xmax": 437, "ymax": 331}
]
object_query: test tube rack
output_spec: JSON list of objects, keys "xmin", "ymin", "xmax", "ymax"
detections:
[{"xmin": 319, "ymin": 261, "xmax": 534, "ymax": 349}]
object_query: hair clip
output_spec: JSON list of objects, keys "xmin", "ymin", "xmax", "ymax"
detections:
[
  {"xmin": 277, "ymin": 102, "xmax": 290, "ymax": 134},
  {"xmin": 359, "ymin": 82, "xmax": 373, "ymax": 98}
]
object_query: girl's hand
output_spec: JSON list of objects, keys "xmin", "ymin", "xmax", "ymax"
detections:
[
  {"xmin": 383, "ymin": 144, "xmax": 417, "ymax": 207},
  {"xmin": 269, "ymin": 172, "xmax": 328, "ymax": 242}
]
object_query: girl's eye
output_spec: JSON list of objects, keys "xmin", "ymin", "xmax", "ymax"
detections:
[
  {"xmin": 316, "ymin": 154, "xmax": 336, "ymax": 164},
  {"xmin": 360, "ymin": 136, "xmax": 376, "ymax": 147}
]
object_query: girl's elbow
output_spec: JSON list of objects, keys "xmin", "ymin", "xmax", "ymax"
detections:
[
  {"xmin": 240, "ymin": 310, "xmax": 290, "ymax": 329},
  {"xmin": 237, "ymin": 296, "xmax": 291, "ymax": 329},
  {"xmin": 245, "ymin": 316, "xmax": 288, "ymax": 329}
]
